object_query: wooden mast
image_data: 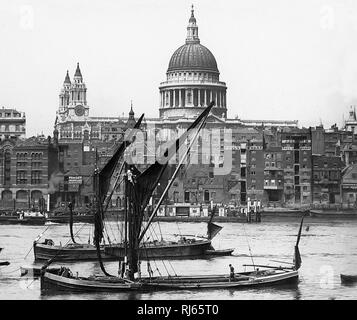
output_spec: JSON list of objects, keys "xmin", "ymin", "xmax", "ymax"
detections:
[{"xmin": 123, "ymin": 162, "xmax": 128, "ymax": 278}]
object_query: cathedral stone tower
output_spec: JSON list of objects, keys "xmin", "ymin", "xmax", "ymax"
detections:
[{"xmin": 57, "ymin": 63, "xmax": 90, "ymax": 123}]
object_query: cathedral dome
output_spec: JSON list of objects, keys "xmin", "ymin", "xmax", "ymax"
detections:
[
  {"xmin": 167, "ymin": 43, "xmax": 219, "ymax": 74},
  {"xmin": 159, "ymin": 6, "xmax": 227, "ymax": 120}
]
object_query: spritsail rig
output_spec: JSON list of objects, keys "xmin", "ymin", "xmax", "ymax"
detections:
[{"xmin": 40, "ymin": 102, "xmax": 306, "ymax": 292}]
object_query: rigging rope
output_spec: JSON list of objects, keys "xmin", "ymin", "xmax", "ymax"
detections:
[
  {"xmin": 242, "ymin": 222, "xmax": 256, "ymax": 270},
  {"xmin": 23, "ymin": 223, "xmax": 55, "ymax": 259}
]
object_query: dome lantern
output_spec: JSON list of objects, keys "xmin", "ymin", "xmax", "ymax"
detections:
[{"xmin": 186, "ymin": 5, "xmax": 199, "ymax": 44}]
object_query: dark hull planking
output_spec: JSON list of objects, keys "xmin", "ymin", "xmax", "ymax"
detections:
[
  {"xmin": 341, "ymin": 274, "xmax": 357, "ymax": 284},
  {"xmin": 0, "ymin": 216, "xmax": 46, "ymax": 225},
  {"xmin": 33, "ymin": 243, "xmax": 115, "ymax": 262},
  {"xmin": 46, "ymin": 215, "xmax": 94, "ymax": 224},
  {"xmin": 105, "ymin": 240, "xmax": 212, "ymax": 259},
  {"xmin": 41, "ymin": 269, "xmax": 298, "ymax": 292},
  {"xmin": 34, "ymin": 240, "xmax": 213, "ymax": 262}
]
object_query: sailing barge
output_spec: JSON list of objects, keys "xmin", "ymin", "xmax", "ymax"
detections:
[
  {"xmin": 41, "ymin": 103, "xmax": 304, "ymax": 293},
  {"xmin": 34, "ymin": 238, "xmax": 213, "ymax": 261},
  {"xmin": 34, "ymin": 110, "xmax": 228, "ymax": 263}
]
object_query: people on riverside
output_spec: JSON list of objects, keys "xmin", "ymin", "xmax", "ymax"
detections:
[{"xmin": 256, "ymin": 209, "xmax": 261, "ymax": 222}]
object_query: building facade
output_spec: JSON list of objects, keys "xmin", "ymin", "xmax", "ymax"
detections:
[
  {"xmin": 279, "ymin": 128, "xmax": 312, "ymax": 207},
  {"xmin": 0, "ymin": 108, "xmax": 26, "ymax": 141},
  {"xmin": 0, "ymin": 135, "xmax": 58, "ymax": 210},
  {"xmin": 312, "ymin": 155, "xmax": 344, "ymax": 204}
]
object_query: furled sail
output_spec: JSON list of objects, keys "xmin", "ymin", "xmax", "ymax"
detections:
[
  {"xmin": 98, "ymin": 113, "xmax": 145, "ymax": 203},
  {"xmin": 93, "ymin": 114, "xmax": 144, "ymax": 277},
  {"xmin": 122, "ymin": 102, "xmax": 214, "ymax": 278},
  {"xmin": 293, "ymin": 214, "xmax": 306, "ymax": 270},
  {"xmin": 68, "ymin": 202, "xmax": 76, "ymax": 244},
  {"xmin": 125, "ymin": 162, "xmax": 169, "ymax": 275}
]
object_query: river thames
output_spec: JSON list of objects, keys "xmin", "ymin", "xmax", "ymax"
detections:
[{"xmin": 0, "ymin": 217, "xmax": 356, "ymax": 300}]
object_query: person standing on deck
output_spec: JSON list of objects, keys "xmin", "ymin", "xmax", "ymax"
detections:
[{"xmin": 229, "ymin": 264, "xmax": 235, "ymax": 281}]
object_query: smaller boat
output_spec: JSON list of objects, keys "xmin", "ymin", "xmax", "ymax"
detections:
[
  {"xmin": 262, "ymin": 208, "xmax": 309, "ymax": 218},
  {"xmin": 33, "ymin": 240, "xmax": 115, "ymax": 262},
  {"xmin": 46, "ymin": 211, "xmax": 93, "ymax": 224},
  {"xmin": 204, "ymin": 248, "xmax": 234, "ymax": 256},
  {"xmin": 20, "ymin": 265, "xmax": 61, "ymax": 277},
  {"xmin": 341, "ymin": 274, "xmax": 357, "ymax": 285},
  {"xmin": 310, "ymin": 210, "xmax": 357, "ymax": 219},
  {"xmin": 0, "ymin": 248, "xmax": 10, "ymax": 266},
  {"xmin": 0, "ymin": 210, "xmax": 46, "ymax": 225}
]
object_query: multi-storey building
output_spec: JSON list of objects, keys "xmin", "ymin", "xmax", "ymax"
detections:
[
  {"xmin": 0, "ymin": 108, "xmax": 26, "ymax": 141},
  {"xmin": 263, "ymin": 146, "xmax": 284, "ymax": 204},
  {"xmin": 0, "ymin": 135, "xmax": 58, "ymax": 210},
  {"xmin": 341, "ymin": 164, "xmax": 357, "ymax": 205},
  {"xmin": 279, "ymin": 128, "xmax": 312, "ymax": 206},
  {"xmin": 312, "ymin": 155, "xmax": 344, "ymax": 204}
]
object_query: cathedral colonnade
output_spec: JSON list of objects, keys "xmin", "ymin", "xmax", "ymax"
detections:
[{"xmin": 160, "ymin": 87, "xmax": 226, "ymax": 108}]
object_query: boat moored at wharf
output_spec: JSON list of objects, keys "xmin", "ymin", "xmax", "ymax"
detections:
[
  {"xmin": 0, "ymin": 210, "xmax": 46, "ymax": 225},
  {"xmin": 309, "ymin": 209, "xmax": 357, "ymax": 219}
]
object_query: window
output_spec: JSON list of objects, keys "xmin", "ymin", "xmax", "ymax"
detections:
[
  {"xmin": 16, "ymin": 171, "xmax": 27, "ymax": 184},
  {"xmin": 204, "ymin": 190, "xmax": 210, "ymax": 202},
  {"xmin": 184, "ymin": 191, "xmax": 190, "ymax": 203}
]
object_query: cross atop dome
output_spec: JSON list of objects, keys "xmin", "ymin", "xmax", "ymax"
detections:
[
  {"xmin": 189, "ymin": 4, "xmax": 196, "ymax": 23},
  {"xmin": 186, "ymin": 5, "xmax": 199, "ymax": 44}
]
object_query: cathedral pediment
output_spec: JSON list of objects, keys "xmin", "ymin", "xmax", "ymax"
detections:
[{"xmin": 206, "ymin": 114, "xmax": 226, "ymax": 123}]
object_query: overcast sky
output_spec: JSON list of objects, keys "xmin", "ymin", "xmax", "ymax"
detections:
[{"xmin": 1, "ymin": 0, "xmax": 357, "ymax": 137}]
